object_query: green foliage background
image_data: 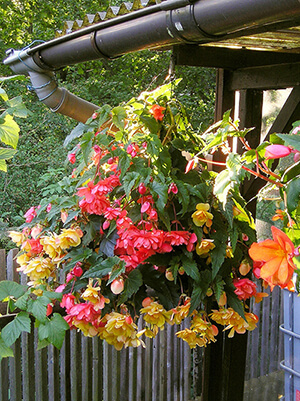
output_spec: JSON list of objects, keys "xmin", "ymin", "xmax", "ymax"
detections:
[{"xmin": 0, "ymin": 0, "xmax": 216, "ymax": 248}]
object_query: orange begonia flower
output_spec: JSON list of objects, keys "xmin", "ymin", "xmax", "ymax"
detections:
[{"xmin": 248, "ymin": 226, "xmax": 296, "ymax": 290}]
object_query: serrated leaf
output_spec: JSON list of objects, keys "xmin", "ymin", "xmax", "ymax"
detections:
[
  {"xmin": 0, "ymin": 114, "xmax": 19, "ymax": 149},
  {"xmin": 27, "ymin": 296, "xmax": 51, "ymax": 323},
  {"xmin": 150, "ymin": 180, "xmax": 168, "ymax": 213},
  {"xmin": 2, "ymin": 312, "xmax": 31, "ymax": 347},
  {"xmin": 117, "ymin": 269, "xmax": 143, "ymax": 305},
  {"xmin": 0, "ymin": 281, "xmax": 26, "ymax": 301},
  {"xmin": 181, "ymin": 254, "xmax": 200, "ymax": 282},
  {"xmin": 82, "ymin": 256, "xmax": 120, "ymax": 279},
  {"xmin": 38, "ymin": 313, "xmax": 69, "ymax": 349},
  {"xmin": 107, "ymin": 260, "xmax": 126, "ymax": 284},
  {"xmin": 123, "ymin": 171, "xmax": 140, "ymax": 197},
  {"xmin": 0, "ymin": 334, "xmax": 14, "ymax": 362}
]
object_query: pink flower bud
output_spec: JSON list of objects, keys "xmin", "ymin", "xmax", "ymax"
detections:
[
  {"xmin": 46, "ymin": 203, "xmax": 52, "ymax": 213},
  {"xmin": 138, "ymin": 183, "xmax": 147, "ymax": 195},
  {"xmin": 111, "ymin": 278, "xmax": 124, "ymax": 294},
  {"xmin": 68, "ymin": 153, "xmax": 76, "ymax": 164},
  {"xmin": 24, "ymin": 206, "xmax": 36, "ymax": 223},
  {"xmin": 264, "ymin": 144, "xmax": 291, "ymax": 160}
]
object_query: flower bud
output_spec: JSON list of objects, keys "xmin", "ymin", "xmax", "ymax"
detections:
[{"xmin": 111, "ymin": 278, "xmax": 124, "ymax": 294}]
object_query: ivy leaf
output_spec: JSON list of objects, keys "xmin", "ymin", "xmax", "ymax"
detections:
[
  {"xmin": 117, "ymin": 269, "xmax": 143, "ymax": 305},
  {"xmin": 0, "ymin": 281, "xmax": 27, "ymax": 301},
  {"xmin": 2, "ymin": 311, "xmax": 31, "ymax": 347},
  {"xmin": 37, "ymin": 313, "xmax": 69, "ymax": 349},
  {"xmin": 0, "ymin": 334, "xmax": 14, "ymax": 362},
  {"xmin": 0, "ymin": 114, "xmax": 19, "ymax": 148}
]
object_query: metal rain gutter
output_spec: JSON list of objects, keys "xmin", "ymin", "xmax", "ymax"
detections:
[{"xmin": 3, "ymin": 0, "xmax": 300, "ymax": 122}]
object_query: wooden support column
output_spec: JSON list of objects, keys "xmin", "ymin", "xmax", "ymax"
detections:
[{"xmin": 238, "ymin": 89, "xmax": 264, "ymax": 213}]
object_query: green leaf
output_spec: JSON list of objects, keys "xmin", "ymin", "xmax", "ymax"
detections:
[
  {"xmin": 0, "ymin": 159, "xmax": 7, "ymax": 171},
  {"xmin": 107, "ymin": 260, "xmax": 126, "ymax": 284},
  {"xmin": 2, "ymin": 311, "xmax": 31, "ymax": 347},
  {"xmin": 0, "ymin": 281, "xmax": 26, "ymax": 301},
  {"xmin": 139, "ymin": 114, "xmax": 159, "ymax": 135},
  {"xmin": 0, "ymin": 88, "xmax": 8, "ymax": 101},
  {"xmin": 118, "ymin": 269, "xmax": 143, "ymax": 304},
  {"xmin": 286, "ymin": 177, "xmax": 300, "ymax": 214},
  {"xmin": 181, "ymin": 254, "xmax": 200, "ymax": 282},
  {"xmin": 0, "ymin": 114, "xmax": 19, "ymax": 149},
  {"xmin": 277, "ymin": 133, "xmax": 300, "ymax": 152},
  {"xmin": 150, "ymin": 180, "xmax": 168, "ymax": 213},
  {"xmin": 38, "ymin": 313, "xmax": 69, "ymax": 349},
  {"xmin": 112, "ymin": 106, "xmax": 126, "ymax": 130},
  {"xmin": 64, "ymin": 122, "xmax": 89, "ymax": 147},
  {"xmin": 27, "ymin": 296, "xmax": 51, "ymax": 323},
  {"xmin": 123, "ymin": 171, "xmax": 140, "ymax": 197},
  {"xmin": 225, "ymin": 282, "xmax": 245, "ymax": 320},
  {"xmin": 0, "ymin": 147, "xmax": 17, "ymax": 160},
  {"xmin": 213, "ymin": 170, "xmax": 231, "ymax": 204},
  {"xmin": 82, "ymin": 256, "xmax": 121, "ymax": 279},
  {"xmin": 118, "ymin": 151, "xmax": 131, "ymax": 179},
  {"xmin": 0, "ymin": 334, "xmax": 14, "ymax": 362}
]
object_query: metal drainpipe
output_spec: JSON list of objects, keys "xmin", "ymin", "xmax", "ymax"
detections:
[
  {"xmin": 3, "ymin": 0, "xmax": 300, "ymax": 120},
  {"xmin": 28, "ymin": 71, "xmax": 98, "ymax": 123}
]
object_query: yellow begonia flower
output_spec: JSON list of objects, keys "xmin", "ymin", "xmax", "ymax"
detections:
[
  {"xmin": 8, "ymin": 231, "xmax": 25, "ymax": 247},
  {"xmin": 98, "ymin": 312, "xmax": 143, "ymax": 350},
  {"xmin": 210, "ymin": 307, "xmax": 258, "ymax": 338},
  {"xmin": 58, "ymin": 228, "xmax": 83, "ymax": 249},
  {"xmin": 40, "ymin": 234, "xmax": 64, "ymax": 261},
  {"xmin": 18, "ymin": 257, "xmax": 55, "ymax": 282},
  {"xmin": 196, "ymin": 239, "xmax": 215, "ymax": 256},
  {"xmin": 140, "ymin": 300, "xmax": 172, "ymax": 329},
  {"xmin": 192, "ymin": 203, "xmax": 213, "ymax": 228}
]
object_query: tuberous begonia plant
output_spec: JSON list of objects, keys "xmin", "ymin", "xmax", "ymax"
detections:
[{"xmin": 0, "ymin": 81, "xmax": 299, "ymax": 357}]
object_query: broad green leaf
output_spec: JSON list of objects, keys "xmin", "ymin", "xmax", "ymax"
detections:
[
  {"xmin": 63, "ymin": 122, "xmax": 90, "ymax": 147},
  {"xmin": 38, "ymin": 313, "xmax": 69, "ymax": 349},
  {"xmin": 112, "ymin": 106, "xmax": 126, "ymax": 130},
  {"xmin": 118, "ymin": 269, "xmax": 143, "ymax": 305},
  {"xmin": 123, "ymin": 171, "xmax": 140, "ymax": 197},
  {"xmin": 0, "ymin": 88, "xmax": 8, "ymax": 101},
  {"xmin": 139, "ymin": 114, "xmax": 159, "ymax": 135},
  {"xmin": 107, "ymin": 260, "xmax": 126, "ymax": 284},
  {"xmin": 286, "ymin": 177, "xmax": 300, "ymax": 214},
  {"xmin": 99, "ymin": 230, "xmax": 119, "ymax": 257},
  {"xmin": 277, "ymin": 133, "xmax": 300, "ymax": 152},
  {"xmin": 82, "ymin": 256, "xmax": 121, "ymax": 279},
  {"xmin": 150, "ymin": 180, "xmax": 168, "ymax": 213},
  {"xmin": 225, "ymin": 281, "xmax": 245, "ymax": 320},
  {"xmin": 282, "ymin": 161, "xmax": 300, "ymax": 184},
  {"xmin": 27, "ymin": 296, "xmax": 51, "ymax": 323},
  {"xmin": 181, "ymin": 254, "xmax": 200, "ymax": 282},
  {"xmin": 214, "ymin": 170, "xmax": 231, "ymax": 204},
  {"xmin": 0, "ymin": 334, "xmax": 14, "ymax": 362},
  {"xmin": 0, "ymin": 147, "xmax": 17, "ymax": 160},
  {"xmin": 0, "ymin": 281, "xmax": 26, "ymax": 301},
  {"xmin": 2, "ymin": 312, "xmax": 31, "ymax": 347},
  {"xmin": 0, "ymin": 159, "xmax": 7, "ymax": 171},
  {"xmin": 0, "ymin": 114, "xmax": 19, "ymax": 148}
]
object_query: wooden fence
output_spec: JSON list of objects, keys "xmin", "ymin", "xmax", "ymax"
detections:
[{"xmin": 0, "ymin": 249, "xmax": 284, "ymax": 401}]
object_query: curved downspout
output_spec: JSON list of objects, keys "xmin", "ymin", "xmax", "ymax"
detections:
[{"xmin": 28, "ymin": 71, "xmax": 98, "ymax": 123}]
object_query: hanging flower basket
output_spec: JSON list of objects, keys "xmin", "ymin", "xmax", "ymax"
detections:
[{"xmin": 0, "ymin": 81, "xmax": 299, "ymax": 361}]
